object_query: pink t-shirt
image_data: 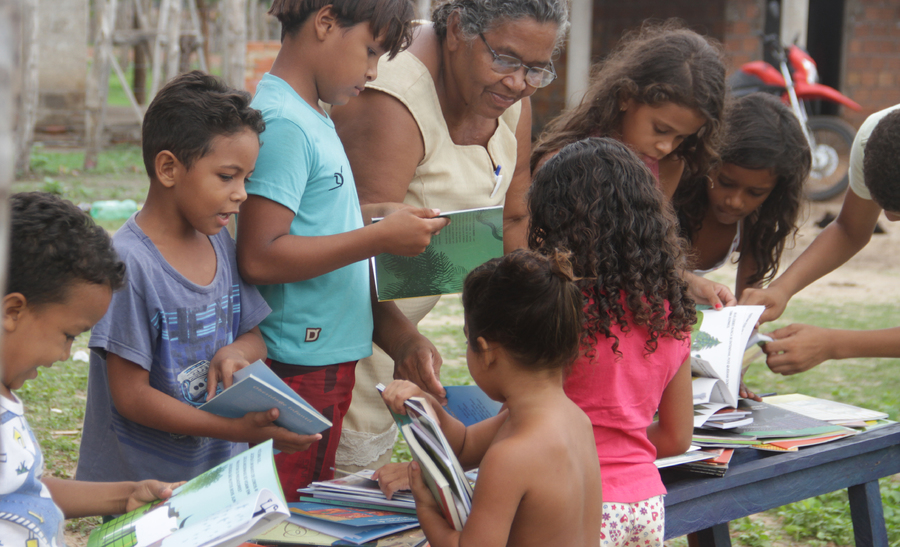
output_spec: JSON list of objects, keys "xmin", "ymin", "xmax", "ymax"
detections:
[{"xmin": 564, "ymin": 307, "xmax": 690, "ymax": 503}]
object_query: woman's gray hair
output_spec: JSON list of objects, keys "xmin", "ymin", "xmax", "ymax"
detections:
[{"xmin": 432, "ymin": 0, "xmax": 570, "ymax": 51}]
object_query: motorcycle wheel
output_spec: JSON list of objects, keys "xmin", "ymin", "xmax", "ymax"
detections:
[{"xmin": 804, "ymin": 116, "xmax": 856, "ymax": 201}]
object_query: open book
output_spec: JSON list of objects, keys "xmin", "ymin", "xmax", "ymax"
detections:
[
  {"xmin": 375, "ymin": 384, "xmax": 473, "ymax": 531},
  {"xmin": 690, "ymin": 305, "xmax": 769, "ymax": 408},
  {"xmin": 200, "ymin": 360, "xmax": 331, "ymax": 435},
  {"xmin": 87, "ymin": 440, "xmax": 288, "ymax": 547},
  {"xmin": 372, "ymin": 206, "xmax": 504, "ymax": 301}
]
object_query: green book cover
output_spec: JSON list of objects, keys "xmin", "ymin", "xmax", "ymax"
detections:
[{"xmin": 372, "ymin": 206, "xmax": 503, "ymax": 301}]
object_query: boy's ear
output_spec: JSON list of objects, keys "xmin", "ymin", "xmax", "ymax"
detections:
[
  {"xmin": 155, "ymin": 150, "xmax": 180, "ymax": 188},
  {"xmin": 2, "ymin": 293, "xmax": 27, "ymax": 334},
  {"xmin": 313, "ymin": 4, "xmax": 339, "ymax": 41}
]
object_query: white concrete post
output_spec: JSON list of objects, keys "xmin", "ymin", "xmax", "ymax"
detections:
[
  {"xmin": 565, "ymin": 0, "xmax": 593, "ymax": 108},
  {"xmin": 781, "ymin": 0, "xmax": 809, "ymax": 48}
]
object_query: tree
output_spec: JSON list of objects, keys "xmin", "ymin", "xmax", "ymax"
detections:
[
  {"xmin": 222, "ymin": 0, "xmax": 246, "ymax": 89},
  {"xmin": 14, "ymin": 0, "xmax": 37, "ymax": 174},
  {"xmin": 1, "ymin": 0, "xmax": 17, "ymax": 309}
]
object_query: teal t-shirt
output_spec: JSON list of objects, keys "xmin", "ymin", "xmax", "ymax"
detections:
[{"xmin": 247, "ymin": 73, "xmax": 373, "ymax": 366}]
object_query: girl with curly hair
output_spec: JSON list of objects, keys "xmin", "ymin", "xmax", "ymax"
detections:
[
  {"xmin": 673, "ymin": 92, "xmax": 811, "ymax": 298},
  {"xmin": 532, "ymin": 20, "xmax": 726, "ymax": 202},
  {"xmin": 529, "ymin": 137, "xmax": 695, "ymax": 547}
]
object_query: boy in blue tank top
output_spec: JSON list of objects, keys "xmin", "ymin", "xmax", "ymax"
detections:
[
  {"xmin": 77, "ymin": 72, "xmax": 316, "ymax": 486},
  {"xmin": 237, "ymin": 0, "xmax": 450, "ymax": 498}
]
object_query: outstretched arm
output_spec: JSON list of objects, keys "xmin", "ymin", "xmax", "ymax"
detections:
[
  {"xmin": 740, "ymin": 191, "xmax": 881, "ymax": 323},
  {"xmin": 44, "ymin": 477, "xmax": 181, "ymax": 518},
  {"xmin": 763, "ymin": 324, "xmax": 900, "ymax": 375},
  {"xmin": 237, "ymin": 195, "xmax": 447, "ymax": 285}
]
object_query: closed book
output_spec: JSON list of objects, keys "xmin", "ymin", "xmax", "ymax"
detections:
[{"xmin": 201, "ymin": 360, "xmax": 331, "ymax": 435}]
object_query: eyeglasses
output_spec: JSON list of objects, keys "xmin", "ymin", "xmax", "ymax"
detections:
[{"xmin": 478, "ymin": 34, "xmax": 557, "ymax": 89}]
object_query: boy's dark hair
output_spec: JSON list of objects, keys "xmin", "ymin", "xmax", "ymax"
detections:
[
  {"xmin": 674, "ymin": 92, "xmax": 810, "ymax": 286},
  {"xmin": 532, "ymin": 20, "xmax": 725, "ymax": 178},
  {"xmin": 142, "ymin": 71, "xmax": 265, "ymax": 180},
  {"xmin": 863, "ymin": 109, "xmax": 900, "ymax": 212},
  {"xmin": 432, "ymin": 0, "xmax": 570, "ymax": 52},
  {"xmin": 463, "ymin": 249, "xmax": 584, "ymax": 372},
  {"xmin": 528, "ymin": 137, "xmax": 696, "ymax": 356},
  {"xmin": 7, "ymin": 192, "xmax": 125, "ymax": 306},
  {"xmin": 269, "ymin": 0, "xmax": 415, "ymax": 58}
]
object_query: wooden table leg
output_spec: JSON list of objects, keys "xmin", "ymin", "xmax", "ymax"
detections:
[{"xmin": 848, "ymin": 481, "xmax": 888, "ymax": 547}]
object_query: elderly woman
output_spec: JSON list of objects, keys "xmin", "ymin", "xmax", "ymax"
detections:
[{"xmin": 331, "ymin": 0, "xmax": 569, "ymax": 472}]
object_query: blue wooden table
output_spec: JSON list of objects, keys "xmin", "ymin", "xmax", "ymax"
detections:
[{"xmin": 661, "ymin": 422, "xmax": 900, "ymax": 546}]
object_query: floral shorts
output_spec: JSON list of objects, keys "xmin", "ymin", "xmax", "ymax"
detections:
[{"xmin": 600, "ymin": 495, "xmax": 665, "ymax": 547}]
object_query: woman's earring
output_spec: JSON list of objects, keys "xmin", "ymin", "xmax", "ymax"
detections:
[{"xmin": 709, "ymin": 177, "xmax": 714, "ymax": 189}]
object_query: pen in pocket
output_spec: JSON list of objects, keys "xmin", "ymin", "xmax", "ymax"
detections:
[{"xmin": 490, "ymin": 165, "xmax": 503, "ymax": 198}]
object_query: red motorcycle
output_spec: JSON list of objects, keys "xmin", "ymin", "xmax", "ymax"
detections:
[{"xmin": 730, "ymin": 34, "xmax": 861, "ymax": 201}]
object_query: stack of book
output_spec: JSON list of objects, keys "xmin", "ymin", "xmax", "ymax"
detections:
[
  {"xmin": 254, "ymin": 519, "xmax": 427, "ymax": 547},
  {"xmin": 691, "ymin": 399, "xmax": 858, "ymax": 452},
  {"xmin": 259, "ymin": 471, "xmax": 425, "ymax": 546},
  {"xmin": 678, "ymin": 448, "xmax": 734, "ymax": 476},
  {"xmin": 284, "ymin": 502, "xmax": 420, "ymax": 545},
  {"xmin": 762, "ymin": 393, "xmax": 891, "ymax": 429},
  {"xmin": 298, "ymin": 471, "xmax": 416, "ymax": 513}
]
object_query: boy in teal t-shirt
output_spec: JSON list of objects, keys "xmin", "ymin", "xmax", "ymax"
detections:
[{"xmin": 237, "ymin": 0, "xmax": 450, "ymax": 498}]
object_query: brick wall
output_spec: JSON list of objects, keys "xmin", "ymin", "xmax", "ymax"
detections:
[
  {"xmin": 244, "ymin": 41, "xmax": 281, "ymax": 95},
  {"xmin": 721, "ymin": 0, "xmax": 764, "ymax": 69},
  {"xmin": 842, "ymin": 0, "xmax": 900, "ymax": 127}
]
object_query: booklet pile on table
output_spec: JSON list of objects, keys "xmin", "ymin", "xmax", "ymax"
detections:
[
  {"xmin": 285, "ymin": 502, "xmax": 420, "ymax": 545},
  {"xmin": 298, "ymin": 470, "xmax": 416, "ymax": 513},
  {"xmin": 286, "ymin": 471, "xmax": 424, "ymax": 546},
  {"xmin": 661, "ymin": 394, "xmax": 892, "ymax": 476}
]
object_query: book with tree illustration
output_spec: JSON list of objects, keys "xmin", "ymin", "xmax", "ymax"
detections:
[
  {"xmin": 690, "ymin": 305, "xmax": 770, "ymax": 408},
  {"xmin": 371, "ymin": 206, "xmax": 504, "ymax": 301},
  {"xmin": 86, "ymin": 440, "xmax": 288, "ymax": 547}
]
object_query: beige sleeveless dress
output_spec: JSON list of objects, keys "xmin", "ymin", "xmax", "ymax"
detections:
[{"xmin": 335, "ymin": 50, "xmax": 522, "ymax": 469}]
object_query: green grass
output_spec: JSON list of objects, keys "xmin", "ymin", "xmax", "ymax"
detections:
[
  {"xmin": 15, "ymin": 144, "xmax": 148, "ymax": 233},
  {"xmin": 28, "ymin": 143, "xmax": 145, "ymax": 178}
]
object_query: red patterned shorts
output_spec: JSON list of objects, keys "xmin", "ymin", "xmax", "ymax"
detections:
[{"xmin": 267, "ymin": 359, "xmax": 357, "ymax": 501}]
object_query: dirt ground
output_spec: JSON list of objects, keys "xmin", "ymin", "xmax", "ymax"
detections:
[{"xmin": 710, "ymin": 196, "xmax": 900, "ymax": 304}]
